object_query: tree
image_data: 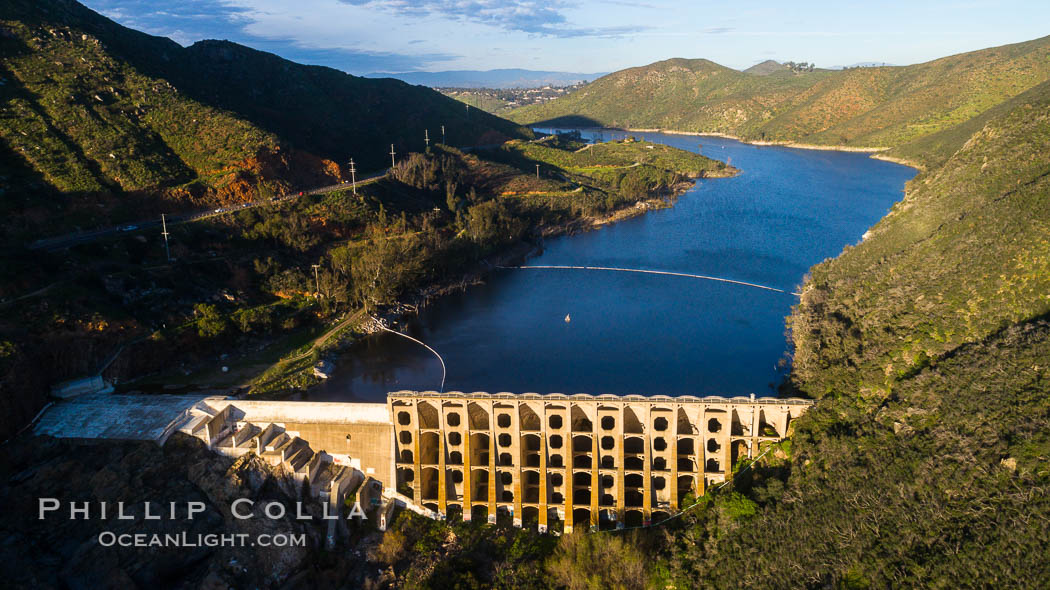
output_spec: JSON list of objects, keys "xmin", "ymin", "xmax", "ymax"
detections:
[
  {"xmin": 350, "ymin": 227, "xmax": 423, "ymax": 309},
  {"xmin": 545, "ymin": 531, "xmax": 650, "ymax": 590},
  {"xmin": 194, "ymin": 303, "xmax": 227, "ymax": 339}
]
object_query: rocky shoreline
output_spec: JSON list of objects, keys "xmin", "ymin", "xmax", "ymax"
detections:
[{"xmin": 601, "ymin": 127, "xmax": 922, "ymax": 170}]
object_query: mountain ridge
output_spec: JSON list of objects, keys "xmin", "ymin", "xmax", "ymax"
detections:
[
  {"xmin": 0, "ymin": 0, "xmax": 529, "ymax": 238},
  {"xmin": 509, "ymin": 34, "xmax": 1050, "ymax": 164}
]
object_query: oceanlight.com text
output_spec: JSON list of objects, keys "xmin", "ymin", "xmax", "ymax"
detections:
[{"xmin": 97, "ymin": 531, "xmax": 307, "ymax": 548}]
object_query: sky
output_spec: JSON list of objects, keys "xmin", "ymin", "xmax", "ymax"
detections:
[{"xmin": 82, "ymin": 0, "xmax": 1050, "ymax": 75}]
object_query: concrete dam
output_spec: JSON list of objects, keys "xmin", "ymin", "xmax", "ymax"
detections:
[{"xmin": 35, "ymin": 390, "xmax": 813, "ymax": 533}]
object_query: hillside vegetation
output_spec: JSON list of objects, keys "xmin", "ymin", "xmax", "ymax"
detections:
[
  {"xmin": 791, "ymin": 79, "xmax": 1050, "ymax": 399},
  {"xmin": 661, "ymin": 77, "xmax": 1050, "ymax": 589},
  {"xmin": 0, "ymin": 0, "xmax": 526, "ymax": 239},
  {"xmin": 0, "ymin": 132, "xmax": 728, "ymax": 438},
  {"xmin": 503, "ymin": 37, "xmax": 1050, "ymax": 590},
  {"xmin": 509, "ymin": 35, "xmax": 1050, "ymax": 159}
]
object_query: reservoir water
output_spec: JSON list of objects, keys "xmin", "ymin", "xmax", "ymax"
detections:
[{"xmin": 308, "ymin": 130, "xmax": 915, "ymax": 401}]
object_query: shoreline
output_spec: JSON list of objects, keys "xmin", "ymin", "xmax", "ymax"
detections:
[
  {"xmin": 284, "ymin": 170, "xmax": 725, "ymax": 398},
  {"xmin": 375, "ymin": 154, "xmax": 738, "ymax": 322},
  {"xmin": 374, "ymin": 175, "xmax": 709, "ymax": 322},
  {"xmin": 573, "ymin": 126, "xmax": 923, "ymax": 170}
]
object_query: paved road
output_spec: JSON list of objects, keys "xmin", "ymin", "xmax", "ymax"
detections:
[
  {"xmin": 28, "ymin": 171, "xmax": 388, "ymax": 251},
  {"xmin": 27, "ymin": 135, "xmax": 559, "ymax": 252}
]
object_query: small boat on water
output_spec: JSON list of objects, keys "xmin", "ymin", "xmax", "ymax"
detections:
[{"xmin": 564, "ymin": 314, "xmax": 571, "ymax": 323}]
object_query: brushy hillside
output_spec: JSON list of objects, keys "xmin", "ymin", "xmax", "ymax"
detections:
[
  {"xmin": 742, "ymin": 59, "xmax": 788, "ymax": 76},
  {"xmin": 663, "ymin": 319, "xmax": 1050, "ymax": 588},
  {"xmin": 0, "ymin": 0, "xmax": 527, "ymax": 238},
  {"xmin": 509, "ymin": 36, "xmax": 1050, "ymax": 155},
  {"xmin": 790, "ymin": 79, "xmax": 1050, "ymax": 400},
  {"xmin": 657, "ymin": 69, "xmax": 1050, "ymax": 590}
]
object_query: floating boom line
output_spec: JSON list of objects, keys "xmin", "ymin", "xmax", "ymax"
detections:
[
  {"xmin": 373, "ymin": 319, "xmax": 447, "ymax": 392},
  {"xmin": 497, "ymin": 265, "xmax": 800, "ymax": 296}
]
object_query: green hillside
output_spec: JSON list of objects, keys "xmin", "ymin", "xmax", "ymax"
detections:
[
  {"xmin": 509, "ymin": 36, "xmax": 1050, "ymax": 157},
  {"xmin": 504, "ymin": 40, "xmax": 1050, "ymax": 589},
  {"xmin": 655, "ymin": 80, "xmax": 1050, "ymax": 588},
  {"xmin": 791, "ymin": 79, "xmax": 1050, "ymax": 398},
  {"xmin": 0, "ymin": 0, "xmax": 527, "ymax": 238}
]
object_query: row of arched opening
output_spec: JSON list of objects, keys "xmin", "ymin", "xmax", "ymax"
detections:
[
  {"xmin": 395, "ymin": 431, "xmax": 748, "ymax": 476},
  {"xmin": 398, "ymin": 441, "xmax": 755, "ymax": 485},
  {"xmin": 394, "ymin": 402, "xmax": 784, "ymax": 440},
  {"xmin": 397, "ymin": 465, "xmax": 700, "ymax": 507}
]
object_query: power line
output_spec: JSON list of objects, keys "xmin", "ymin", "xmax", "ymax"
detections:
[
  {"xmin": 349, "ymin": 158, "xmax": 357, "ymax": 195},
  {"xmin": 160, "ymin": 214, "xmax": 171, "ymax": 262}
]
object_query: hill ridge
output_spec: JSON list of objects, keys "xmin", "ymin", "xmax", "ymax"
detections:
[
  {"xmin": 0, "ymin": 0, "xmax": 528, "ymax": 237},
  {"xmin": 509, "ymin": 34, "xmax": 1050, "ymax": 164}
]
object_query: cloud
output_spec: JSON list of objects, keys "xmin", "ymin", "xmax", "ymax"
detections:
[
  {"xmin": 82, "ymin": 0, "xmax": 459, "ymax": 72},
  {"xmin": 336, "ymin": 0, "xmax": 646, "ymax": 38},
  {"xmin": 85, "ymin": 0, "xmax": 250, "ymax": 44},
  {"xmin": 703, "ymin": 27, "xmax": 734, "ymax": 35}
]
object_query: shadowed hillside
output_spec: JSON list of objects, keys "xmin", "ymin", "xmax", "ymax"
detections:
[
  {"xmin": 0, "ymin": 0, "xmax": 528, "ymax": 238},
  {"xmin": 510, "ymin": 36, "xmax": 1050, "ymax": 158}
]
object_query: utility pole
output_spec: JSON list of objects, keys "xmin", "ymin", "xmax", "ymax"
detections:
[
  {"xmin": 389, "ymin": 144, "xmax": 396, "ymax": 169},
  {"xmin": 160, "ymin": 214, "xmax": 171, "ymax": 262},
  {"xmin": 441, "ymin": 125, "xmax": 446, "ymax": 145},
  {"xmin": 349, "ymin": 158, "xmax": 357, "ymax": 195},
  {"xmin": 424, "ymin": 129, "xmax": 430, "ymax": 151},
  {"xmin": 535, "ymin": 164, "xmax": 540, "ymax": 179},
  {"xmin": 311, "ymin": 264, "xmax": 321, "ymax": 298}
]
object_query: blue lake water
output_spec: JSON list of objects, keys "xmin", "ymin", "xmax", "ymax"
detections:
[{"xmin": 308, "ymin": 130, "xmax": 915, "ymax": 401}]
